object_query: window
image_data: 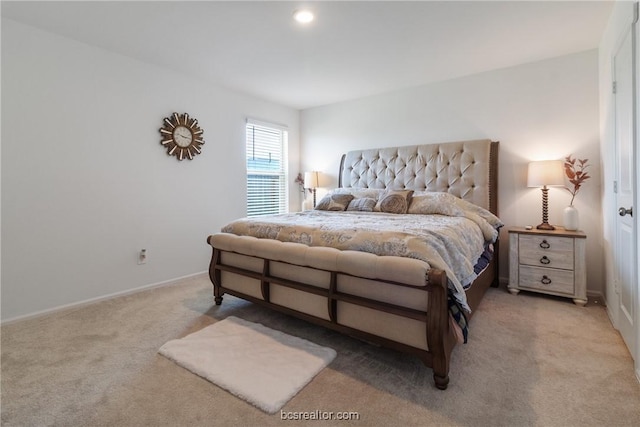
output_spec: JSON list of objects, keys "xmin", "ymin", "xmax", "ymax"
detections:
[{"xmin": 245, "ymin": 119, "xmax": 288, "ymax": 217}]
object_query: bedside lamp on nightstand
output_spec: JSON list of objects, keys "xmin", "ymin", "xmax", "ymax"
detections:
[
  {"xmin": 527, "ymin": 160, "xmax": 565, "ymax": 230},
  {"xmin": 304, "ymin": 171, "xmax": 320, "ymax": 208}
]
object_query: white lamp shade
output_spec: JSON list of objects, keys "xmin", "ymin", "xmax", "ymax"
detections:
[
  {"xmin": 527, "ymin": 160, "xmax": 564, "ymax": 187},
  {"xmin": 304, "ymin": 171, "xmax": 320, "ymax": 189}
]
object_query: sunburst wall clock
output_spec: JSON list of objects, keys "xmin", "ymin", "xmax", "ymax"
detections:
[{"xmin": 159, "ymin": 112, "xmax": 205, "ymax": 161}]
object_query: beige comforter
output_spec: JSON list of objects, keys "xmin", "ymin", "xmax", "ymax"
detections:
[{"xmin": 221, "ymin": 199, "xmax": 502, "ymax": 311}]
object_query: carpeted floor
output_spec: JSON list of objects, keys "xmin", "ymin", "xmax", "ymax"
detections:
[{"xmin": 1, "ymin": 274, "xmax": 639, "ymax": 426}]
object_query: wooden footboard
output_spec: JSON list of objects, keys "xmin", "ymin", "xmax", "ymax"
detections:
[{"xmin": 206, "ymin": 234, "xmax": 496, "ymax": 390}]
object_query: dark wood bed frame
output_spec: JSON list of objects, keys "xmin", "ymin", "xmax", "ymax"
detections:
[{"xmin": 207, "ymin": 140, "xmax": 499, "ymax": 390}]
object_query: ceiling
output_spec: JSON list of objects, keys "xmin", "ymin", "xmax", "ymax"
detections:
[{"xmin": 2, "ymin": 1, "xmax": 614, "ymax": 110}]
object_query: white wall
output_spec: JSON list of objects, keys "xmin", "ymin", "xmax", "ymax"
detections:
[
  {"xmin": 1, "ymin": 19, "xmax": 300, "ymax": 321},
  {"xmin": 301, "ymin": 50, "xmax": 603, "ymax": 294}
]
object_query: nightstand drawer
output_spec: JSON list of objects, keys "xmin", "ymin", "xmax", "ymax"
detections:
[
  {"xmin": 518, "ymin": 265, "xmax": 575, "ymax": 295},
  {"xmin": 519, "ymin": 235, "xmax": 574, "ymax": 270}
]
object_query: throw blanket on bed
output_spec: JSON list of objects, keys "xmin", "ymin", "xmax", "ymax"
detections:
[{"xmin": 222, "ymin": 198, "xmax": 502, "ymax": 314}]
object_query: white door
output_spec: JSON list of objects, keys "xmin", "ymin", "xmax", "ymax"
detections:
[{"xmin": 613, "ymin": 23, "xmax": 637, "ymax": 360}]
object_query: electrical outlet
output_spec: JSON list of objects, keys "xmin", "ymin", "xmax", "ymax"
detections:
[{"xmin": 138, "ymin": 249, "xmax": 147, "ymax": 265}]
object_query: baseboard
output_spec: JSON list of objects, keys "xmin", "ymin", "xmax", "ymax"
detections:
[
  {"xmin": 606, "ymin": 301, "xmax": 617, "ymax": 329},
  {"xmin": 1, "ymin": 271, "xmax": 208, "ymax": 326},
  {"xmin": 587, "ymin": 290, "xmax": 606, "ymax": 305}
]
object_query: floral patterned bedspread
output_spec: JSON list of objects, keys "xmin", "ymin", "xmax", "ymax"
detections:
[{"xmin": 222, "ymin": 204, "xmax": 502, "ymax": 312}]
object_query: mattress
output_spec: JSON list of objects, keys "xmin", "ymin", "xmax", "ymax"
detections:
[{"xmin": 221, "ymin": 191, "xmax": 503, "ymax": 311}]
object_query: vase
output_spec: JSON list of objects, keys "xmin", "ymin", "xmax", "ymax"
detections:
[
  {"xmin": 563, "ymin": 206, "xmax": 579, "ymax": 231},
  {"xmin": 301, "ymin": 198, "xmax": 313, "ymax": 212}
]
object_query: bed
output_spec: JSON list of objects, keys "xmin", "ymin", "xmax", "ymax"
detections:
[{"xmin": 207, "ymin": 139, "xmax": 501, "ymax": 389}]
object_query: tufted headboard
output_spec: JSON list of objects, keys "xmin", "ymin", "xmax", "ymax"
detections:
[{"xmin": 338, "ymin": 139, "xmax": 499, "ymax": 214}]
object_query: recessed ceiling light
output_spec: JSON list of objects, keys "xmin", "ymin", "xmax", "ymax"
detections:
[{"xmin": 293, "ymin": 9, "xmax": 314, "ymax": 24}]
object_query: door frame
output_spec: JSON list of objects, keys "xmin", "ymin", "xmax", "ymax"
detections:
[
  {"xmin": 634, "ymin": 2, "xmax": 640, "ymax": 383},
  {"xmin": 609, "ymin": 2, "xmax": 639, "ymax": 382}
]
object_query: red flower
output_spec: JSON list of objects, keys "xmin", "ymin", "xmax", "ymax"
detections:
[
  {"xmin": 294, "ymin": 173, "xmax": 311, "ymax": 194},
  {"xmin": 564, "ymin": 155, "xmax": 590, "ymax": 206}
]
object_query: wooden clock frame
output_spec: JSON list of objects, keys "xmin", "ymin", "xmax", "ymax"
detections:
[{"xmin": 159, "ymin": 112, "xmax": 205, "ymax": 161}]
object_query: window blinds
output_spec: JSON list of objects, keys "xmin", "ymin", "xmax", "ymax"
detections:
[{"xmin": 246, "ymin": 120, "xmax": 288, "ymax": 217}]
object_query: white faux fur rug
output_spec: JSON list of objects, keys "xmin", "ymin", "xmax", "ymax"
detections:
[{"xmin": 159, "ymin": 316, "xmax": 336, "ymax": 414}]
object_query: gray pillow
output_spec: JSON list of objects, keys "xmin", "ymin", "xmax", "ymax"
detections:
[
  {"xmin": 374, "ymin": 190, "xmax": 414, "ymax": 214},
  {"xmin": 315, "ymin": 193, "xmax": 355, "ymax": 211},
  {"xmin": 346, "ymin": 197, "xmax": 376, "ymax": 212}
]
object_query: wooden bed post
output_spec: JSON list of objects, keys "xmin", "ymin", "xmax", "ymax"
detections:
[
  {"xmin": 426, "ymin": 269, "xmax": 452, "ymax": 390},
  {"xmin": 489, "ymin": 140, "xmax": 500, "ymax": 288},
  {"xmin": 207, "ymin": 237, "xmax": 224, "ymax": 305}
]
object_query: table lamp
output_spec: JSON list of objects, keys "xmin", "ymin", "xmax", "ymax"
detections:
[
  {"xmin": 527, "ymin": 160, "xmax": 565, "ymax": 230},
  {"xmin": 304, "ymin": 171, "xmax": 320, "ymax": 208}
]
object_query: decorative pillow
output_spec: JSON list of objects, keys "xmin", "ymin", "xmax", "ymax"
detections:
[
  {"xmin": 408, "ymin": 192, "xmax": 503, "ymax": 229},
  {"xmin": 331, "ymin": 188, "xmax": 383, "ymax": 201},
  {"xmin": 346, "ymin": 197, "xmax": 377, "ymax": 212},
  {"xmin": 374, "ymin": 190, "xmax": 414, "ymax": 214},
  {"xmin": 349, "ymin": 188, "xmax": 384, "ymax": 201},
  {"xmin": 407, "ymin": 192, "xmax": 454, "ymax": 215},
  {"xmin": 315, "ymin": 193, "xmax": 355, "ymax": 211}
]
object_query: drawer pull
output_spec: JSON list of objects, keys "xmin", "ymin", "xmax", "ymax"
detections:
[
  {"xmin": 539, "ymin": 240, "xmax": 551, "ymax": 249},
  {"xmin": 540, "ymin": 256, "xmax": 551, "ymax": 265},
  {"xmin": 541, "ymin": 276, "xmax": 552, "ymax": 285}
]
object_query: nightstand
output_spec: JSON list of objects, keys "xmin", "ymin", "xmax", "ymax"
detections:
[{"xmin": 508, "ymin": 227, "xmax": 587, "ymax": 306}]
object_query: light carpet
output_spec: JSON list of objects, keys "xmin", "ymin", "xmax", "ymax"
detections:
[
  {"xmin": 3, "ymin": 276, "xmax": 639, "ymax": 426},
  {"xmin": 158, "ymin": 315, "xmax": 336, "ymax": 414}
]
